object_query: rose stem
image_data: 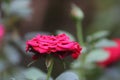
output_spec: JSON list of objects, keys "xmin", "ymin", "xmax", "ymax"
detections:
[
  {"xmin": 76, "ymin": 20, "xmax": 84, "ymax": 46},
  {"xmin": 46, "ymin": 59, "xmax": 54, "ymax": 80},
  {"xmin": 76, "ymin": 18, "xmax": 86, "ymax": 80}
]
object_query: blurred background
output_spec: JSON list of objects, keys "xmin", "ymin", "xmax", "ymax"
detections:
[{"xmin": 0, "ymin": 0, "xmax": 120, "ymax": 80}]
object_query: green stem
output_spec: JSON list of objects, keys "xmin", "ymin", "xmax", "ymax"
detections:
[
  {"xmin": 76, "ymin": 20, "xmax": 86, "ymax": 80},
  {"xmin": 76, "ymin": 20, "xmax": 84, "ymax": 46},
  {"xmin": 46, "ymin": 59, "xmax": 54, "ymax": 80}
]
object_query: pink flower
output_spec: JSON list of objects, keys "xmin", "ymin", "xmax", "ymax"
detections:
[
  {"xmin": 26, "ymin": 34, "xmax": 82, "ymax": 60},
  {"xmin": 98, "ymin": 39, "xmax": 120, "ymax": 67},
  {"xmin": 0, "ymin": 24, "xmax": 5, "ymax": 40}
]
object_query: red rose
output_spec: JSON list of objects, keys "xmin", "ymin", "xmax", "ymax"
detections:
[
  {"xmin": 26, "ymin": 34, "xmax": 82, "ymax": 60},
  {"xmin": 98, "ymin": 39, "xmax": 120, "ymax": 67}
]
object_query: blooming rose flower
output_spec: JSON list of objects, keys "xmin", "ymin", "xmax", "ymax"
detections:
[
  {"xmin": 26, "ymin": 34, "xmax": 82, "ymax": 60},
  {"xmin": 0, "ymin": 24, "xmax": 5, "ymax": 40},
  {"xmin": 98, "ymin": 39, "xmax": 120, "ymax": 67}
]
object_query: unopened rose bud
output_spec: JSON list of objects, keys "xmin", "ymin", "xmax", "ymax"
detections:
[{"xmin": 71, "ymin": 4, "xmax": 84, "ymax": 20}]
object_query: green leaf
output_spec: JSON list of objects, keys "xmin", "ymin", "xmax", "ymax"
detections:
[
  {"xmin": 27, "ymin": 60, "xmax": 37, "ymax": 67},
  {"xmin": 85, "ymin": 49, "xmax": 109, "ymax": 63},
  {"xmin": 23, "ymin": 67, "xmax": 52, "ymax": 80},
  {"xmin": 4, "ymin": 44, "xmax": 21, "ymax": 65},
  {"xmin": 56, "ymin": 30, "xmax": 76, "ymax": 41},
  {"xmin": 56, "ymin": 71, "xmax": 79, "ymax": 80},
  {"xmin": 87, "ymin": 30, "xmax": 109, "ymax": 42},
  {"xmin": 71, "ymin": 60, "xmax": 82, "ymax": 69},
  {"xmin": 95, "ymin": 38, "xmax": 117, "ymax": 48}
]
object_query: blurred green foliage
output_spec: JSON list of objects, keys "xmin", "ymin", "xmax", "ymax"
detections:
[{"xmin": 86, "ymin": 0, "xmax": 120, "ymax": 37}]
